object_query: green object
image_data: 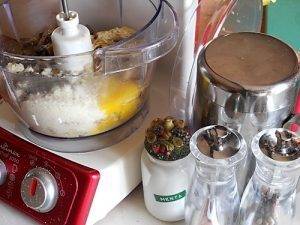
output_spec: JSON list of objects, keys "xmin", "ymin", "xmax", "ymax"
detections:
[
  {"xmin": 154, "ymin": 190, "xmax": 186, "ymax": 203},
  {"xmin": 266, "ymin": 0, "xmax": 300, "ymax": 51}
]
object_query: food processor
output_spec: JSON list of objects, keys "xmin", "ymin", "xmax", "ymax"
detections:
[
  {"xmin": 0, "ymin": 0, "xmax": 178, "ymax": 143},
  {"xmin": 0, "ymin": 0, "xmax": 178, "ymax": 224}
]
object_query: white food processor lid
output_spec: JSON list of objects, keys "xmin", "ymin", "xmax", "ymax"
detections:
[{"xmin": 170, "ymin": 0, "xmax": 263, "ymax": 121}]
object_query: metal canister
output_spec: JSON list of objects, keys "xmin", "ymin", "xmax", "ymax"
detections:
[{"xmin": 190, "ymin": 32, "xmax": 299, "ymax": 187}]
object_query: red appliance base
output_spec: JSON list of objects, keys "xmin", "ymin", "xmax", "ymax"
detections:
[{"xmin": 0, "ymin": 127, "xmax": 100, "ymax": 225}]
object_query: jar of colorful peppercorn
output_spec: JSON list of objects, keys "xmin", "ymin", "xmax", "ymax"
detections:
[{"xmin": 141, "ymin": 117, "xmax": 194, "ymax": 222}]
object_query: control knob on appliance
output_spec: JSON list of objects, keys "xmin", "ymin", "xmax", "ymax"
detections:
[
  {"xmin": 0, "ymin": 159, "xmax": 7, "ymax": 185},
  {"xmin": 21, "ymin": 167, "xmax": 58, "ymax": 213}
]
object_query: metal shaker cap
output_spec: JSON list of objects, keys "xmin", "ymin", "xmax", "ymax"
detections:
[
  {"xmin": 196, "ymin": 125, "xmax": 240, "ymax": 159},
  {"xmin": 190, "ymin": 125, "xmax": 247, "ymax": 167},
  {"xmin": 257, "ymin": 129, "xmax": 300, "ymax": 162}
]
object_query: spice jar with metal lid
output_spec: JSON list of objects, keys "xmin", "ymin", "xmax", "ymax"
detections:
[
  {"xmin": 185, "ymin": 125, "xmax": 247, "ymax": 225},
  {"xmin": 190, "ymin": 32, "xmax": 299, "ymax": 191},
  {"xmin": 239, "ymin": 128, "xmax": 300, "ymax": 225}
]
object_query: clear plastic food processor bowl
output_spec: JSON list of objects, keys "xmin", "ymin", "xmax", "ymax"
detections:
[{"xmin": 0, "ymin": 0, "xmax": 178, "ymax": 138}]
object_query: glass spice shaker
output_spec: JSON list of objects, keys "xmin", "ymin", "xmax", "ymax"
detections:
[
  {"xmin": 239, "ymin": 128, "xmax": 300, "ymax": 225},
  {"xmin": 185, "ymin": 125, "xmax": 247, "ymax": 225}
]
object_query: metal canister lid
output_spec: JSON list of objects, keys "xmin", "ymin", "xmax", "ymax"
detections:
[
  {"xmin": 195, "ymin": 125, "xmax": 242, "ymax": 159},
  {"xmin": 204, "ymin": 32, "xmax": 298, "ymax": 90},
  {"xmin": 197, "ymin": 32, "xmax": 299, "ymax": 113},
  {"xmin": 258, "ymin": 129, "xmax": 300, "ymax": 162}
]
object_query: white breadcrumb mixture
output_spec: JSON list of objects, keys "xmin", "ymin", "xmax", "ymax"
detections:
[
  {"xmin": 6, "ymin": 63, "xmax": 25, "ymax": 73},
  {"xmin": 6, "ymin": 62, "xmax": 58, "ymax": 77},
  {"xmin": 24, "ymin": 66, "xmax": 34, "ymax": 73},
  {"xmin": 19, "ymin": 77, "xmax": 104, "ymax": 138},
  {"xmin": 5, "ymin": 62, "xmax": 105, "ymax": 137},
  {"xmin": 41, "ymin": 67, "xmax": 52, "ymax": 77},
  {"xmin": 5, "ymin": 62, "xmax": 87, "ymax": 77}
]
